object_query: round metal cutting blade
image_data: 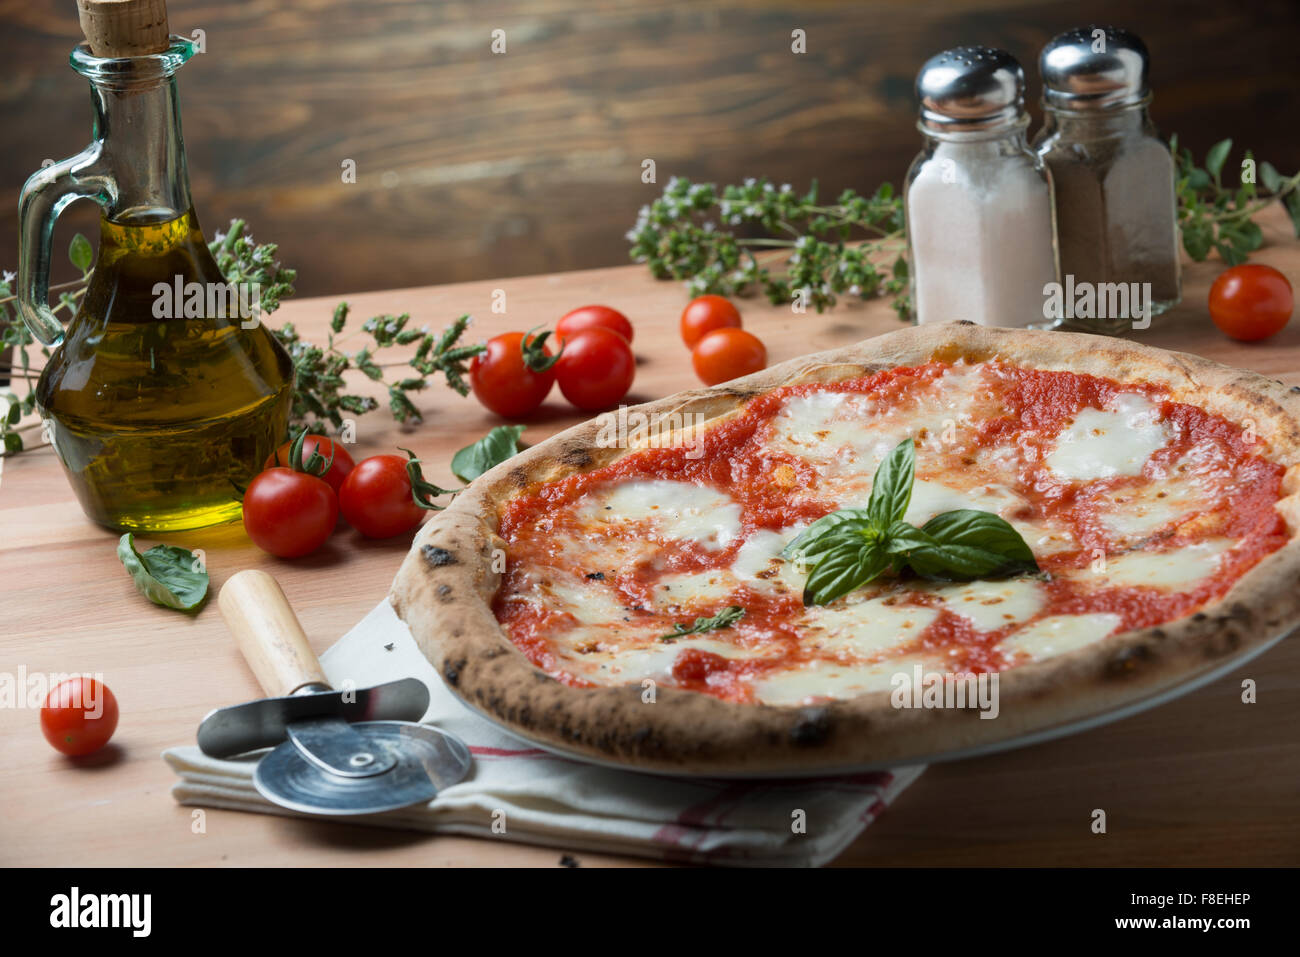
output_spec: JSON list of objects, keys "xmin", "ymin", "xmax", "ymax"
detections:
[{"xmin": 254, "ymin": 721, "xmax": 472, "ymax": 816}]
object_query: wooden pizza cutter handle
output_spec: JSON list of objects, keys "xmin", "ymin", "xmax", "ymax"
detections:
[{"xmin": 218, "ymin": 570, "xmax": 330, "ymax": 697}]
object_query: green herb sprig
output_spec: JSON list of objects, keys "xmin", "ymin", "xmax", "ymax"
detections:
[
  {"xmin": 783, "ymin": 439, "xmax": 1038, "ymax": 606},
  {"xmin": 1171, "ymin": 136, "xmax": 1300, "ymax": 266},
  {"xmin": 280, "ymin": 306, "xmax": 484, "ymax": 435},
  {"xmin": 659, "ymin": 605, "xmax": 746, "ymax": 642},
  {"xmin": 0, "ymin": 221, "xmax": 487, "ymax": 456},
  {"xmin": 627, "ymin": 176, "xmax": 909, "ymax": 316},
  {"xmin": 400, "ymin": 424, "xmax": 527, "ymax": 511},
  {"xmin": 632, "ymin": 145, "xmax": 1300, "ymax": 317}
]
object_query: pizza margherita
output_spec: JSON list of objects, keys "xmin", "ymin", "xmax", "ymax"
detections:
[{"xmin": 391, "ymin": 322, "xmax": 1300, "ymax": 774}]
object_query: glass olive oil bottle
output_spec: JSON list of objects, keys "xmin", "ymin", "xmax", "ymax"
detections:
[{"xmin": 17, "ymin": 2, "xmax": 293, "ymax": 531}]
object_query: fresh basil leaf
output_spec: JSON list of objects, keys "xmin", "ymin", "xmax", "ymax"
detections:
[
  {"xmin": 908, "ymin": 509, "xmax": 1038, "ymax": 579},
  {"xmin": 782, "ymin": 508, "xmax": 875, "ymax": 560},
  {"xmin": 659, "ymin": 605, "xmax": 745, "ymax": 642},
  {"xmin": 883, "ymin": 520, "xmax": 938, "ymax": 557},
  {"xmin": 68, "ymin": 233, "xmax": 93, "ymax": 275},
  {"xmin": 117, "ymin": 533, "xmax": 209, "ymax": 611},
  {"xmin": 803, "ymin": 539, "xmax": 890, "ymax": 606},
  {"xmin": 1205, "ymin": 139, "xmax": 1232, "ymax": 181},
  {"xmin": 451, "ymin": 425, "xmax": 525, "ymax": 483},
  {"xmin": 866, "ymin": 438, "xmax": 915, "ymax": 526}
]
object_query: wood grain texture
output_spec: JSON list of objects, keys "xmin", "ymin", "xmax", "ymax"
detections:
[
  {"xmin": 0, "ymin": 205, "xmax": 1296, "ymax": 867},
  {"xmin": 1, "ymin": 0, "xmax": 1297, "ymax": 299}
]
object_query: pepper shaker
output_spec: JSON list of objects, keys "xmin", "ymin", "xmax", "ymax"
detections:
[
  {"xmin": 1034, "ymin": 26, "xmax": 1182, "ymax": 332},
  {"xmin": 904, "ymin": 46, "xmax": 1059, "ymax": 327}
]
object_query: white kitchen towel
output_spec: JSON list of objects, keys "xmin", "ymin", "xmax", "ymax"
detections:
[{"xmin": 164, "ymin": 599, "xmax": 924, "ymax": 866}]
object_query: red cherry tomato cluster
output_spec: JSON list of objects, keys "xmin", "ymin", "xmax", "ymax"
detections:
[
  {"xmin": 680, "ymin": 295, "xmax": 767, "ymax": 385},
  {"xmin": 470, "ymin": 306, "xmax": 636, "ymax": 417},
  {"xmin": 244, "ymin": 433, "xmax": 440, "ymax": 557}
]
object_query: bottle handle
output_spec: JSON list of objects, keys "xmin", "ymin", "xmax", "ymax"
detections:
[{"xmin": 15, "ymin": 143, "xmax": 116, "ymax": 346}]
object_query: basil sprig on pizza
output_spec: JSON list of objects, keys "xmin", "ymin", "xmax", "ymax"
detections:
[
  {"xmin": 785, "ymin": 438, "xmax": 1038, "ymax": 604},
  {"xmin": 392, "ymin": 323, "xmax": 1300, "ymax": 775}
]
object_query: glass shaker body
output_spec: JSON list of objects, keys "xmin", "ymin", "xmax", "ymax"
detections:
[
  {"xmin": 905, "ymin": 118, "xmax": 1059, "ymax": 328},
  {"xmin": 1034, "ymin": 101, "xmax": 1181, "ymax": 332}
]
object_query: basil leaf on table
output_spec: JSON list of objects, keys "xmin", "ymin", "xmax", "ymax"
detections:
[
  {"xmin": 117, "ymin": 534, "xmax": 209, "ymax": 611},
  {"xmin": 450, "ymin": 425, "xmax": 525, "ymax": 483}
]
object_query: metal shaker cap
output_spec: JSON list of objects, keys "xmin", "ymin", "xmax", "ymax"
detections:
[
  {"xmin": 1040, "ymin": 25, "xmax": 1150, "ymax": 110},
  {"xmin": 916, "ymin": 46, "xmax": 1026, "ymax": 132}
]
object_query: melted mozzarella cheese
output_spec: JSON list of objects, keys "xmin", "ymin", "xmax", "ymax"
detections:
[
  {"xmin": 651, "ymin": 569, "xmax": 739, "ymax": 611},
  {"xmin": 1082, "ymin": 539, "xmax": 1234, "ymax": 590},
  {"xmin": 804, "ymin": 596, "xmax": 939, "ymax": 657},
  {"xmin": 1095, "ymin": 458, "xmax": 1214, "ymax": 540},
  {"xmin": 732, "ymin": 529, "xmax": 789, "ymax": 578},
  {"xmin": 764, "ymin": 363, "xmax": 990, "ymax": 475},
  {"xmin": 751, "ymin": 655, "xmax": 949, "ymax": 706},
  {"xmin": 531, "ymin": 573, "xmax": 633, "ymax": 624},
  {"xmin": 923, "ymin": 578, "xmax": 1046, "ymax": 631},
  {"xmin": 561, "ymin": 636, "xmax": 760, "ymax": 683},
  {"xmin": 823, "ymin": 477, "xmax": 1030, "ymax": 528},
  {"xmin": 579, "ymin": 480, "xmax": 743, "ymax": 550},
  {"xmin": 1009, "ymin": 518, "xmax": 1079, "ymax": 556},
  {"xmin": 903, "ymin": 479, "xmax": 1027, "ymax": 525},
  {"xmin": 731, "ymin": 528, "xmax": 806, "ymax": 593},
  {"xmin": 651, "ymin": 528, "xmax": 808, "ymax": 611},
  {"xmin": 999, "ymin": 613, "xmax": 1122, "ymax": 661},
  {"xmin": 1046, "ymin": 393, "xmax": 1170, "ymax": 482}
]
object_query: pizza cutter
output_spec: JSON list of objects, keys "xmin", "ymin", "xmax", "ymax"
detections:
[{"xmin": 197, "ymin": 569, "xmax": 472, "ymax": 815}]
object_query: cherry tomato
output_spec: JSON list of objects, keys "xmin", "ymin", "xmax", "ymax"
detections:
[
  {"xmin": 554, "ymin": 327, "xmax": 636, "ymax": 410},
  {"xmin": 264, "ymin": 435, "xmax": 355, "ymax": 496},
  {"xmin": 556, "ymin": 305, "xmax": 633, "ymax": 345},
  {"xmin": 41, "ymin": 677, "xmax": 119, "ymax": 757},
  {"xmin": 680, "ymin": 295, "xmax": 742, "ymax": 348},
  {"xmin": 243, "ymin": 468, "xmax": 338, "ymax": 558},
  {"xmin": 339, "ymin": 454, "xmax": 427, "ymax": 539},
  {"xmin": 469, "ymin": 332, "xmax": 556, "ymax": 417},
  {"xmin": 1209, "ymin": 264, "xmax": 1293, "ymax": 341},
  {"xmin": 691, "ymin": 328, "xmax": 767, "ymax": 385}
]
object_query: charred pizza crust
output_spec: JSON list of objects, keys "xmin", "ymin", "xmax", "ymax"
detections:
[{"xmin": 390, "ymin": 322, "xmax": 1300, "ymax": 775}]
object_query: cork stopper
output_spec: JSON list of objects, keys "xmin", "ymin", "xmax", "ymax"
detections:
[{"xmin": 76, "ymin": 0, "xmax": 170, "ymax": 57}]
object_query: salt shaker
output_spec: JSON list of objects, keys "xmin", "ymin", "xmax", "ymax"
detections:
[
  {"xmin": 904, "ymin": 47, "xmax": 1059, "ymax": 327},
  {"xmin": 1034, "ymin": 26, "xmax": 1181, "ymax": 332}
]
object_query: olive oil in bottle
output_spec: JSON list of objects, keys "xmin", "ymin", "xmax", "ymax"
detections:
[
  {"xmin": 35, "ymin": 208, "xmax": 293, "ymax": 530},
  {"xmin": 17, "ymin": 1, "xmax": 294, "ymax": 531}
]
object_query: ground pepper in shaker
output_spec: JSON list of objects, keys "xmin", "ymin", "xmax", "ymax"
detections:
[
  {"xmin": 904, "ymin": 46, "xmax": 1059, "ymax": 327},
  {"xmin": 1034, "ymin": 26, "xmax": 1182, "ymax": 333}
]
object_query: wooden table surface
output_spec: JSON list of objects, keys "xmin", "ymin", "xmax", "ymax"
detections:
[{"xmin": 2, "ymin": 206, "xmax": 1298, "ymax": 867}]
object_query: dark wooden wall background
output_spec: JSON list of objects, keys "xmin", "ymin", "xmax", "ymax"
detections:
[{"xmin": 3, "ymin": 0, "xmax": 1298, "ymax": 297}]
